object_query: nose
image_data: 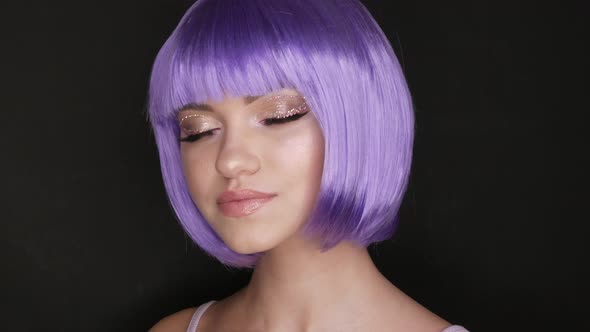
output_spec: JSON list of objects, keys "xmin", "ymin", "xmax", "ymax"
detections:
[{"xmin": 215, "ymin": 130, "xmax": 261, "ymax": 181}]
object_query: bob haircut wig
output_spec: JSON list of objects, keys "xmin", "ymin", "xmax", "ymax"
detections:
[{"xmin": 147, "ymin": 0, "xmax": 415, "ymax": 268}]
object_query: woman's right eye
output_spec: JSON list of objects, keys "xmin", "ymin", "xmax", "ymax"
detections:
[{"xmin": 179, "ymin": 129, "xmax": 217, "ymax": 143}]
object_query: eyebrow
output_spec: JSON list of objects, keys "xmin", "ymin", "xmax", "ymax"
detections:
[{"xmin": 177, "ymin": 95, "xmax": 262, "ymax": 113}]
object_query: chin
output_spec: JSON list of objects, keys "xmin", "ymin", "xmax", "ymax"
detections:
[
  {"xmin": 224, "ymin": 237, "xmax": 277, "ymax": 255},
  {"xmin": 218, "ymin": 227, "xmax": 280, "ymax": 255},
  {"xmin": 209, "ymin": 206, "xmax": 310, "ymax": 255}
]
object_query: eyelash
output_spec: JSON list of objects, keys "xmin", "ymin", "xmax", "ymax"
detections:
[{"xmin": 179, "ymin": 111, "xmax": 309, "ymax": 143}]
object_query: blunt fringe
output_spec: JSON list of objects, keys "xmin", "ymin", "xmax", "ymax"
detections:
[{"xmin": 147, "ymin": 0, "xmax": 415, "ymax": 268}]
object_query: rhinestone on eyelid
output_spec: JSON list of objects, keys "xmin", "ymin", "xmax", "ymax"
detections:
[
  {"xmin": 275, "ymin": 103, "xmax": 308, "ymax": 119},
  {"xmin": 268, "ymin": 94, "xmax": 305, "ymax": 100}
]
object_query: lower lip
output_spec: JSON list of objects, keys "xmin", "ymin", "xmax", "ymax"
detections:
[{"xmin": 218, "ymin": 196, "xmax": 275, "ymax": 218}]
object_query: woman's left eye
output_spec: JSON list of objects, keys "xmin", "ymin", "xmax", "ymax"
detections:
[{"xmin": 262, "ymin": 111, "xmax": 309, "ymax": 126}]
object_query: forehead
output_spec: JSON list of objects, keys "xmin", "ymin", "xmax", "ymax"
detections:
[{"xmin": 211, "ymin": 87, "xmax": 300, "ymax": 104}]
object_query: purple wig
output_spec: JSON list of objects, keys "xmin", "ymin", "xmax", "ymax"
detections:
[{"xmin": 147, "ymin": 0, "xmax": 415, "ymax": 268}]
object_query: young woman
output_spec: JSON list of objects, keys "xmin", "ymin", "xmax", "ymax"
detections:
[{"xmin": 147, "ymin": 0, "xmax": 469, "ymax": 331}]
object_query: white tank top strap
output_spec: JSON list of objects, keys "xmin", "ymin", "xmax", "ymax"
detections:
[
  {"xmin": 441, "ymin": 325, "xmax": 470, "ymax": 332},
  {"xmin": 186, "ymin": 300, "xmax": 216, "ymax": 332}
]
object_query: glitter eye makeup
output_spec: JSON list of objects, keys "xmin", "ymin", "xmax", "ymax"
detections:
[
  {"xmin": 254, "ymin": 95, "xmax": 309, "ymax": 122},
  {"xmin": 178, "ymin": 94, "xmax": 310, "ymax": 143},
  {"xmin": 178, "ymin": 114, "xmax": 221, "ymax": 142}
]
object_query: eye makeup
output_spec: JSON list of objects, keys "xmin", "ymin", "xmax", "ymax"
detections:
[
  {"xmin": 178, "ymin": 94, "xmax": 309, "ymax": 143},
  {"xmin": 253, "ymin": 95, "xmax": 309, "ymax": 123},
  {"xmin": 178, "ymin": 114, "xmax": 219, "ymax": 135}
]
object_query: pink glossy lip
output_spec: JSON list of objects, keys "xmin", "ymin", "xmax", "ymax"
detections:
[{"xmin": 217, "ymin": 189, "xmax": 277, "ymax": 218}]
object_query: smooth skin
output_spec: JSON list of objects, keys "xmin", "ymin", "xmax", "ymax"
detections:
[{"xmin": 150, "ymin": 88, "xmax": 451, "ymax": 332}]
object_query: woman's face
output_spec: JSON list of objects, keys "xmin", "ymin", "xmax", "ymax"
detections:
[{"xmin": 177, "ymin": 88, "xmax": 325, "ymax": 254}]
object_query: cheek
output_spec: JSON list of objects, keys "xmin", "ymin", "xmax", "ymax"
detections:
[
  {"xmin": 275, "ymin": 123, "xmax": 325, "ymax": 234},
  {"xmin": 271, "ymin": 123, "xmax": 325, "ymax": 198},
  {"xmin": 180, "ymin": 146, "xmax": 216, "ymax": 208}
]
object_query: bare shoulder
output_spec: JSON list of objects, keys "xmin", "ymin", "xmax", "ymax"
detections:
[
  {"xmin": 148, "ymin": 307, "xmax": 197, "ymax": 332},
  {"xmin": 376, "ymin": 285, "xmax": 452, "ymax": 332}
]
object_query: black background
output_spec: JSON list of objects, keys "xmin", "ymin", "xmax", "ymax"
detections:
[{"xmin": 2, "ymin": 0, "xmax": 588, "ymax": 331}]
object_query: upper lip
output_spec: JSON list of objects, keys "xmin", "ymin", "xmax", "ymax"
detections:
[{"xmin": 217, "ymin": 189, "xmax": 277, "ymax": 204}]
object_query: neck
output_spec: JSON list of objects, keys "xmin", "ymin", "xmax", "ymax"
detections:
[{"xmin": 241, "ymin": 234, "xmax": 396, "ymax": 331}]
